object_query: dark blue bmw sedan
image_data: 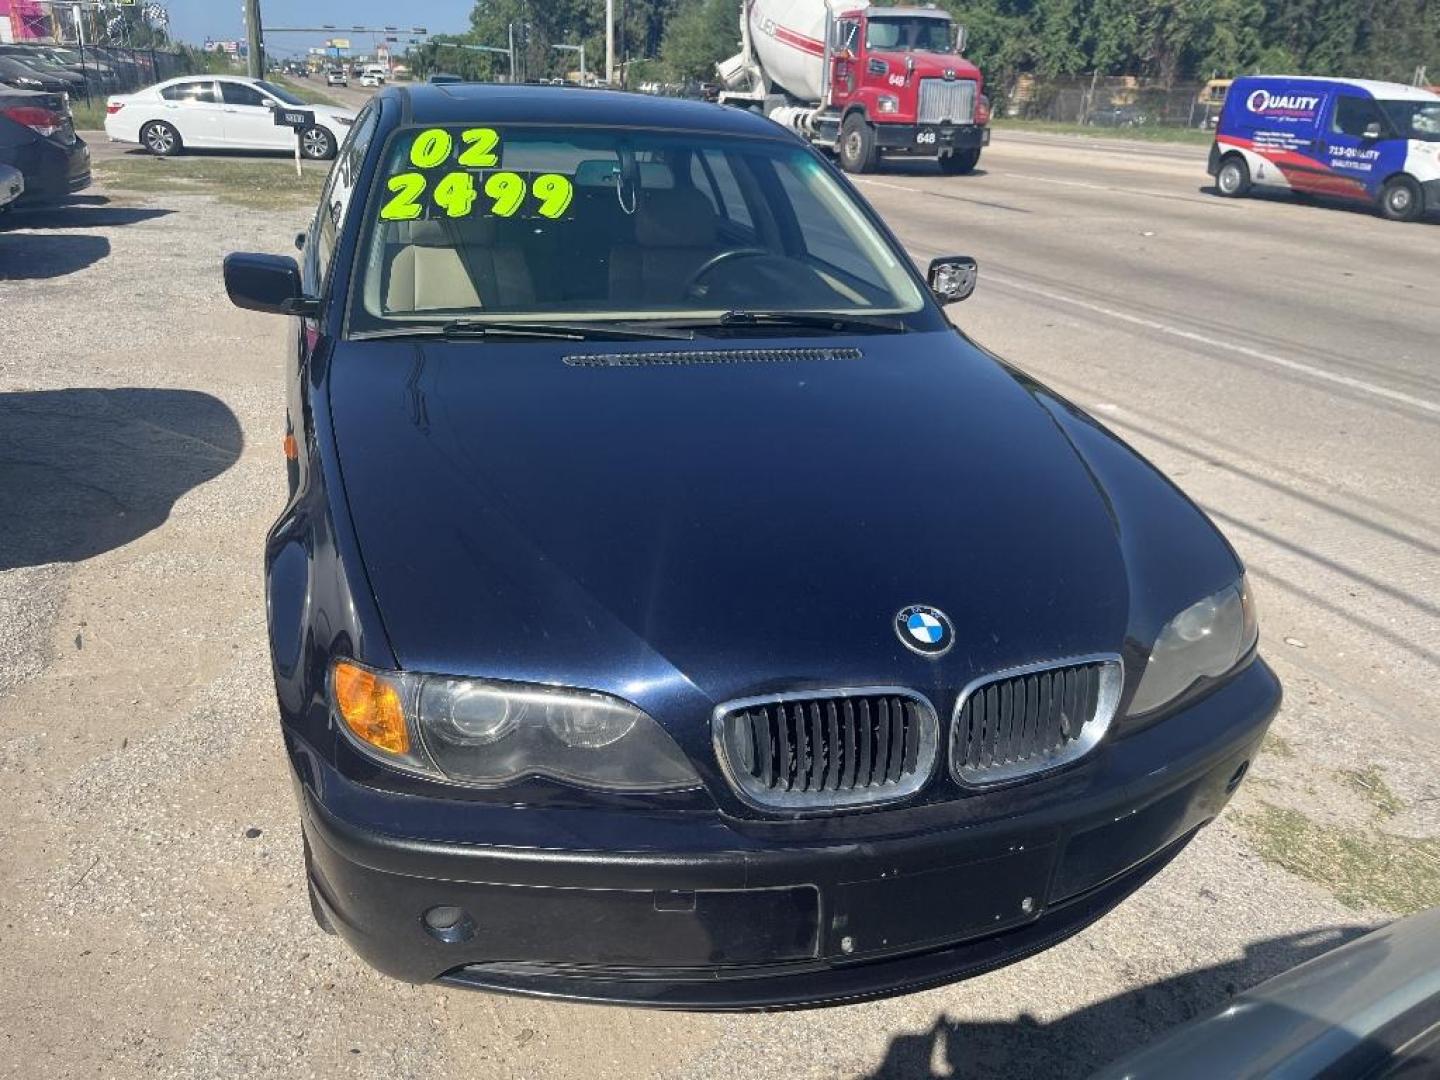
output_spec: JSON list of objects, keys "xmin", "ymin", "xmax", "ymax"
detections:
[{"xmin": 224, "ymin": 84, "xmax": 1280, "ymax": 1009}]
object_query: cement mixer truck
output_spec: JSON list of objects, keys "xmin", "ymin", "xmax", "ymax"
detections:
[{"xmin": 717, "ymin": 0, "xmax": 990, "ymax": 174}]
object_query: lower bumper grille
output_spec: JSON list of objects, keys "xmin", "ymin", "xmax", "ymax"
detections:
[
  {"xmin": 713, "ymin": 688, "xmax": 939, "ymax": 811},
  {"xmin": 950, "ymin": 656, "xmax": 1123, "ymax": 787}
]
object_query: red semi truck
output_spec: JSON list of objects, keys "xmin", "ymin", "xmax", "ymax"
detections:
[{"xmin": 717, "ymin": 0, "xmax": 990, "ymax": 173}]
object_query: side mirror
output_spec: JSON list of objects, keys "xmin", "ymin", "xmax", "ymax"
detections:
[
  {"xmin": 1362, "ymin": 120, "xmax": 1383, "ymax": 139},
  {"xmin": 928, "ymin": 255, "xmax": 977, "ymax": 304},
  {"xmin": 223, "ymin": 252, "xmax": 318, "ymax": 316},
  {"xmin": 954, "ymin": 24, "xmax": 968, "ymax": 54}
]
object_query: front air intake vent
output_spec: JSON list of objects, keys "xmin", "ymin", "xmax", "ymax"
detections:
[
  {"xmin": 713, "ymin": 688, "xmax": 939, "ymax": 812},
  {"xmin": 950, "ymin": 655, "xmax": 1123, "ymax": 788},
  {"xmin": 563, "ymin": 347, "xmax": 863, "ymax": 367}
]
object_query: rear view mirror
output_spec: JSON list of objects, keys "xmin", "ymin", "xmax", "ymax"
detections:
[
  {"xmin": 223, "ymin": 253, "xmax": 318, "ymax": 316},
  {"xmin": 928, "ymin": 255, "xmax": 977, "ymax": 304}
]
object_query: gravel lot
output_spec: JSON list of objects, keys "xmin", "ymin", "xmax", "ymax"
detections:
[{"xmin": 1, "ymin": 134, "xmax": 1436, "ymax": 1079}]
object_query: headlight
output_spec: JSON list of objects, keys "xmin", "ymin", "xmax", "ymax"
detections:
[
  {"xmin": 329, "ymin": 660, "xmax": 700, "ymax": 792},
  {"xmin": 1127, "ymin": 577, "xmax": 1258, "ymax": 716},
  {"xmin": 877, "ymin": 94, "xmax": 899, "ymax": 114},
  {"xmin": 334, "ymin": 115, "xmax": 355, "ymax": 126}
]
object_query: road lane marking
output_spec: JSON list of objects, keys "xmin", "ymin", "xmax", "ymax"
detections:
[
  {"xmin": 858, "ymin": 171, "xmax": 1213, "ymax": 205},
  {"xmin": 978, "ymin": 271, "xmax": 1440, "ymax": 417}
]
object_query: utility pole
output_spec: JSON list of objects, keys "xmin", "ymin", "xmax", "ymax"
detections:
[
  {"xmin": 508, "ymin": 23, "xmax": 515, "ymax": 84},
  {"xmin": 552, "ymin": 43, "xmax": 586, "ymax": 84},
  {"xmin": 243, "ymin": 0, "xmax": 264, "ymax": 77},
  {"xmin": 605, "ymin": 0, "xmax": 614, "ymax": 85}
]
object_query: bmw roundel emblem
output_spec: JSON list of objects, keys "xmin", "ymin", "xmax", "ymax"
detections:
[{"xmin": 895, "ymin": 604, "xmax": 955, "ymax": 657}]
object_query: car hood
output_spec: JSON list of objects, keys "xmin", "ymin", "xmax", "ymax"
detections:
[
  {"xmin": 311, "ymin": 104, "xmax": 357, "ymax": 124},
  {"xmin": 327, "ymin": 331, "xmax": 1234, "ymax": 712}
]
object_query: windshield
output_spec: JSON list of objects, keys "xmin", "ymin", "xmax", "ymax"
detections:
[
  {"xmin": 1378, "ymin": 99, "xmax": 1440, "ymax": 142},
  {"xmin": 255, "ymin": 80, "xmax": 307, "ymax": 106},
  {"xmin": 351, "ymin": 125, "xmax": 927, "ymax": 331},
  {"xmin": 866, "ymin": 17, "xmax": 953, "ymax": 53}
]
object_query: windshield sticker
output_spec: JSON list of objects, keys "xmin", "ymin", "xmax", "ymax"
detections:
[
  {"xmin": 458, "ymin": 128, "xmax": 501, "ymax": 167},
  {"xmin": 380, "ymin": 173, "xmax": 426, "ymax": 221},
  {"xmin": 379, "ymin": 128, "xmax": 575, "ymax": 221},
  {"xmin": 409, "ymin": 128, "xmax": 454, "ymax": 168}
]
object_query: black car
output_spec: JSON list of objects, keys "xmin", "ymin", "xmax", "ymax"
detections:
[
  {"xmin": 0, "ymin": 46, "xmax": 87, "ymax": 94},
  {"xmin": 224, "ymin": 84, "xmax": 1280, "ymax": 1010},
  {"xmin": 0, "ymin": 88, "xmax": 89, "ymax": 203},
  {"xmin": 0, "ymin": 54, "xmax": 77, "ymax": 94}
]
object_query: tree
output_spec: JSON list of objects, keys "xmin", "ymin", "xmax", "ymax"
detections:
[{"xmin": 659, "ymin": 0, "xmax": 738, "ymax": 83}]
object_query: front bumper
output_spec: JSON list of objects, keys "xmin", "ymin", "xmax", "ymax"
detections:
[
  {"xmin": 299, "ymin": 659, "xmax": 1279, "ymax": 1009},
  {"xmin": 873, "ymin": 122, "xmax": 990, "ymax": 154}
]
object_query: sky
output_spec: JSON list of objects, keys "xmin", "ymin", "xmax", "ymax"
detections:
[{"xmin": 166, "ymin": 0, "xmax": 471, "ymax": 57}]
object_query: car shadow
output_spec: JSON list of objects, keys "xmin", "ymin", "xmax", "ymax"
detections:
[
  {"xmin": 877, "ymin": 159, "xmax": 991, "ymax": 179},
  {"xmin": 0, "ymin": 388, "xmax": 243, "ymax": 571},
  {"xmin": 1197, "ymin": 184, "xmax": 1440, "ymax": 224},
  {"xmin": 0, "ymin": 231, "xmax": 110, "ymax": 278},
  {"xmin": 5, "ymin": 196, "xmax": 173, "ymax": 229},
  {"xmin": 862, "ymin": 924, "xmax": 1370, "ymax": 1079},
  {"xmin": 112, "ymin": 145, "xmax": 302, "ymax": 162}
]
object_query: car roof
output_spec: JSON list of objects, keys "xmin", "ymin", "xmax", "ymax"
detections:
[
  {"xmin": 1234, "ymin": 74, "xmax": 1440, "ymax": 102},
  {"xmin": 388, "ymin": 83, "xmax": 792, "ymax": 139}
]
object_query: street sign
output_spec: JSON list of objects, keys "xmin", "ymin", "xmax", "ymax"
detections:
[
  {"xmin": 272, "ymin": 106, "xmax": 316, "ymax": 178},
  {"xmin": 271, "ymin": 106, "xmax": 315, "ymax": 130}
]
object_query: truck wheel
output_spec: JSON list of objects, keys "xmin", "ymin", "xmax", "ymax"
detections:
[
  {"xmin": 939, "ymin": 148, "xmax": 981, "ymax": 175},
  {"xmin": 839, "ymin": 114, "xmax": 877, "ymax": 174},
  {"xmin": 1379, "ymin": 176, "xmax": 1421, "ymax": 222},
  {"xmin": 1215, "ymin": 154, "xmax": 1250, "ymax": 197}
]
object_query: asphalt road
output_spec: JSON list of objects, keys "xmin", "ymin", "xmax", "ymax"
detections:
[{"xmin": 0, "ymin": 129, "xmax": 1436, "ymax": 1080}]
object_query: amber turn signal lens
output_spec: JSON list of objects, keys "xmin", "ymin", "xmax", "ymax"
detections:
[{"xmin": 333, "ymin": 661, "xmax": 409, "ymax": 755}]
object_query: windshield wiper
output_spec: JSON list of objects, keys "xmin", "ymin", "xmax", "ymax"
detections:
[
  {"xmin": 664, "ymin": 310, "xmax": 908, "ymax": 334},
  {"xmin": 353, "ymin": 319, "xmax": 695, "ymax": 342}
]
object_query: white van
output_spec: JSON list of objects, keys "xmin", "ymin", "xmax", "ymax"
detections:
[
  {"xmin": 360, "ymin": 65, "xmax": 387, "ymax": 88},
  {"xmin": 1210, "ymin": 75, "xmax": 1440, "ymax": 221}
]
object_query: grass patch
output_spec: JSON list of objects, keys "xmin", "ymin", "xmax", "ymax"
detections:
[
  {"xmin": 992, "ymin": 118, "xmax": 1213, "ymax": 147},
  {"xmin": 1240, "ymin": 803, "xmax": 1440, "ymax": 914},
  {"xmin": 271, "ymin": 76, "xmax": 345, "ymax": 110},
  {"xmin": 68, "ymin": 97, "xmax": 111, "ymax": 132},
  {"xmin": 93, "ymin": 156, "xmax": 329, "ymax": 209},
  {"xmin": 1339, "ymin": 765, "xmax": 1406, "ymax": 819}
]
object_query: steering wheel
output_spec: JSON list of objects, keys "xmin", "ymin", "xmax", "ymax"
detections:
[{"xmin": 683, "ymin": 248, "xmax": 771, "ymax": 298}]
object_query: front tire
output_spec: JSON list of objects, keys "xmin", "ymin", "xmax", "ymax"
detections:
[
  {"xmin": 1379, "ymin": 175, "xmax": 1421, "ymax": 222},
  {"xmin": 1215, "ymin": 154, "xmax": 1250, "ymax": 197},
  {"xmin": 140, "ymin": 120, "xmax": 181, "ymax": 157},
  {"xmin": 300, "ymin": 125, "xmax": 336, "ymax": 161},
  {"xmin": 939, "ymin": 148, "xmax": 981, "ymax": 175},
  {"xmin": 838, "ymin": 113, "xmax": 877, "ymax": 174}
]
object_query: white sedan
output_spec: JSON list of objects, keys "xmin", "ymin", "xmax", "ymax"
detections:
[{"xmin": 104, "ymin": 76, "xmax": 356, "ymax": 160}]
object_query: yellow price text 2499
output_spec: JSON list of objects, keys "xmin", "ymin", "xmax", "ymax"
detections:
[{"xmin": 380, "ymin": 170, "xmax": 573, "ymax": 221}]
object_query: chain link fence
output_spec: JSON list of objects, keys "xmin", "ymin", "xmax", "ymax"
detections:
[
  {"xmin": 994, "ymin": 74, "xmax": 1228, "ymax": 130},
  {"xmin": 65, "ymin": 45, "xmax": 193, "ymax": 100},
  {"xmin": 0, "ymin": 40, "xmax": 195, "ymax": 107}
]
